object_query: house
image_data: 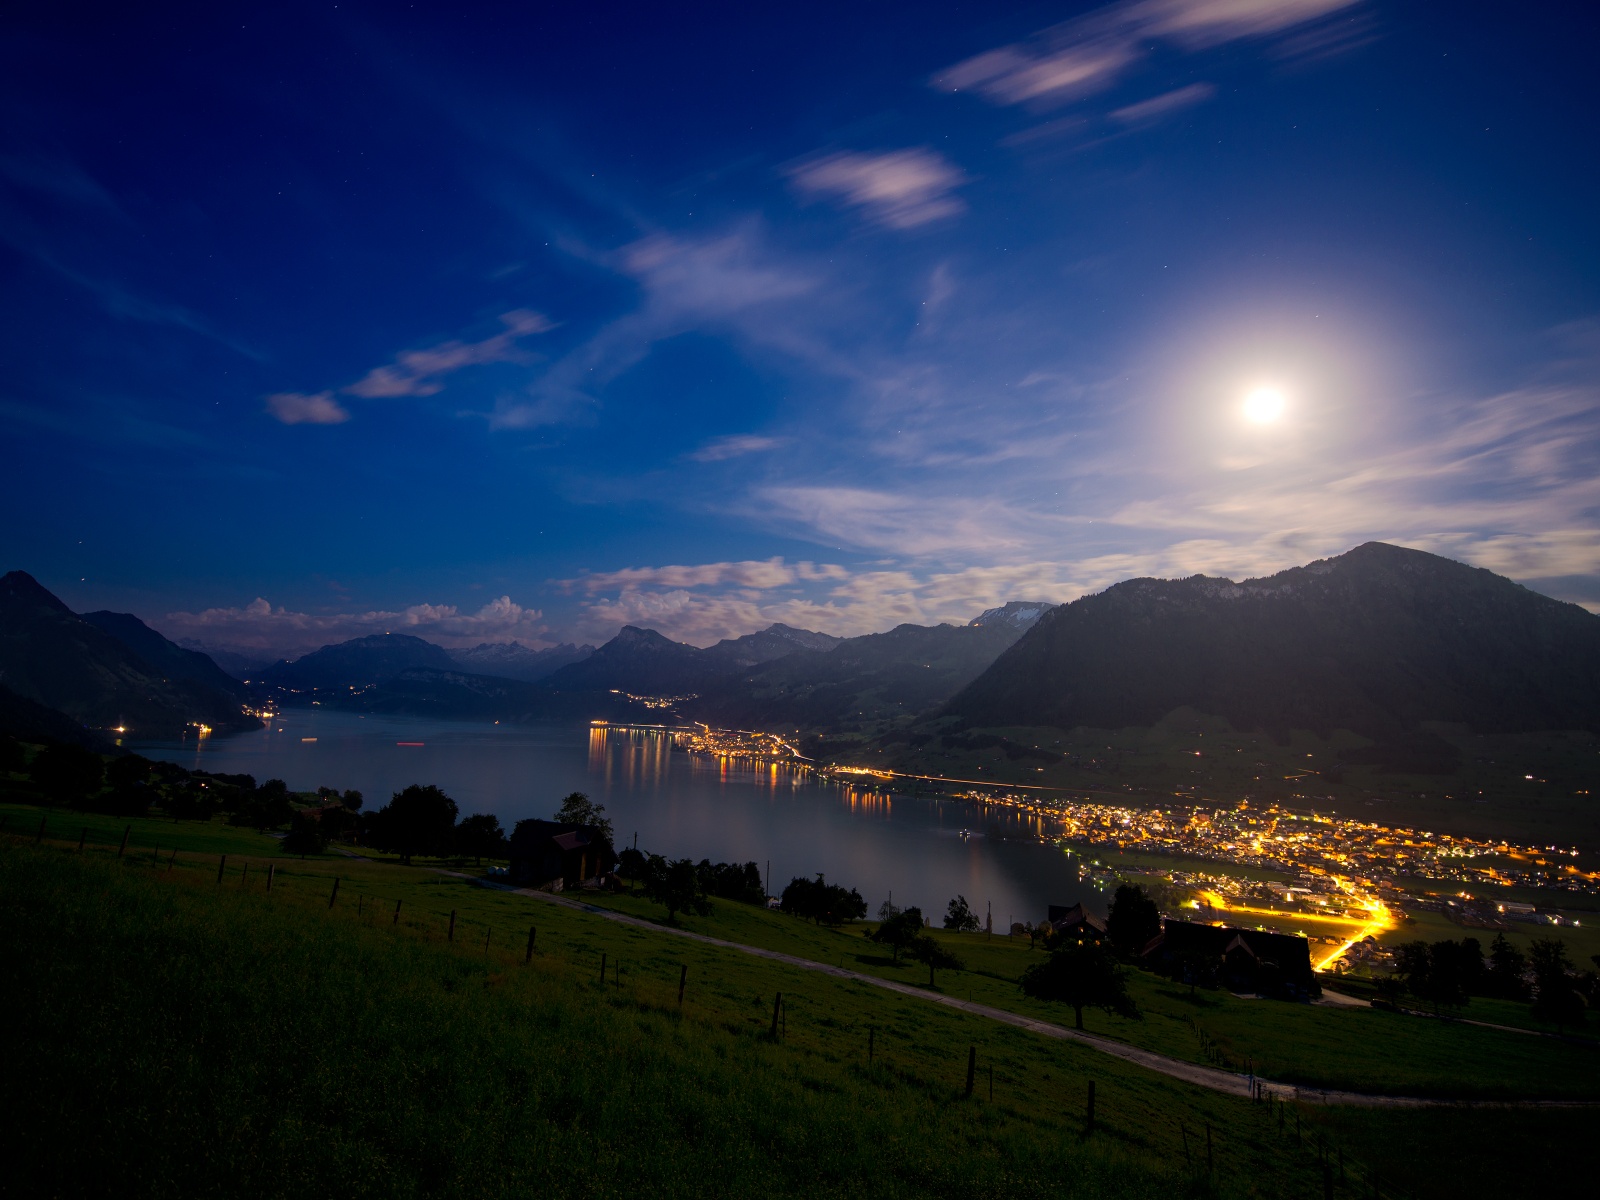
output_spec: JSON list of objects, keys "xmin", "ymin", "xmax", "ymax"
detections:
[
  {"xmin": 1141, "ymin": 919, "xmax": 1317, "ymax": 1000},
  {"xmin": 1045, "ymin": 902, "xmax": 1108, "ymax": 944},
  {"xmin": 507, "ymin": 819, "xmax": 616, "ymax": 891}
]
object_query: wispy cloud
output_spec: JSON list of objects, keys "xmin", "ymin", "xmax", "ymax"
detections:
[
  {"xmin": 266, "ymin": 308, "xmax": 554, "ymax": 425},
  {"xmin": 160, "ymin": 594, "xmax": 548, "ymax": 658},
  {"xmin": 264, "ymin": 391, "xmax": 351, "ymax": 425},
  {"xmin": 933, "ymin": 0, "xmax": 1361, "ymax": 108},
  {"xmin": 344, "ymin": 309, "xmax": 553, "ymax": 398},
  {"xmin": 564, "ymin": 557, "xmax": 846, "ymax": 595},
  {"xmin": 787, "ymin": 149, "xmax": 968, "ymax": 229},
  {"xmin": 1111, "ymin": 82, "xmax": 1217, "ymax": 123},
  {"xmin": 688, "ymin": 434, "xmax": 783, "ymax": 462}
]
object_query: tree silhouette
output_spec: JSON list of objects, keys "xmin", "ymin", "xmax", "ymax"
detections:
[
  {"xmin": 1020, "ymin": 941, "xmax": 1140, "ymax": 1030},
  {"xmin": 554, "ymin": 792, "xmax": 613, "ymax": 843},
  {"xmin": 909, "ymin": 933, "xmax": 964, "ymax": 988},
  {"xmin": 943, "ymin": 895, "xmax": 980, "ymax": 932},
  {"xmin": 868, "ymin": 907, "xmax": 925, "ymax": 962},
  {"xmin": 1106, "ymin": 884, "xmax": 1162, "ymax": 958},
  {"xmin": 370, "ymin": 784, "xmax": 458, "ymax": 864},
  {"xmin": 455, "ymin": 813, "xmax": 506, "ymax": 865}
]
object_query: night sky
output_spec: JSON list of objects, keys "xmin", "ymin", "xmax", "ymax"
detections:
[{"xmin": 4, "ymin": 0, "xmax": 1598, "ymax": 658}]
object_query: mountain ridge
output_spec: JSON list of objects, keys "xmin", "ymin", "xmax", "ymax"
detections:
[{"xmin": 944, "ymin": 542, "xmax": 1600, "ymax": 739}]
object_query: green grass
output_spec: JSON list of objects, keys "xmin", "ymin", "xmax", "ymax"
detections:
[
  {"xmin": 563, "ymin": 888, "xmax": 1600, "ymax": 1101},
  {"xmin": 4, "ymin": 815, "xmax": 1595, "ymax": 1198}
]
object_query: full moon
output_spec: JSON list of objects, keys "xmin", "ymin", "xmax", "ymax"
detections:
[{"xmin": 1242, "ymin": 387, "xmax": 1286, "ymax": 423}]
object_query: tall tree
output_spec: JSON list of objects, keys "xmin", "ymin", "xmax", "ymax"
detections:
[
  {"xmin": 639, "ymin": 854, "xmax": 711, "ymax": 922},
  {"xmin": 1485, "ymin": 933, "xmax": 1530, "ymax": 1000},
  {"xmin": 369, "ymin": 784, "xmax": 459, "ymax": 864},
  {"xmin": 908, "ymin": 933, "xmax": 964, "ymax": 988},
  {"xmin": 455, "ymin": 813, "xmax": 507, "ymax": 865},
  {"xmin": 868, "ymin": 907, "xmax": 925, "ymax": 962},
  {"xmin": 1020, "ymin": 941, "xmax": 1140, "ymax": 1031},
  {"xmin": 1529, "ymin": 938, "xmax": 1586, "ymax": 1030},
  {"xmin": 553, "ymin": 792, "xmax": 613, "ymax": 844},
  {"xmin": 1106, "ymin": 884, "xmax": 1162, "ymax": 958},
  {"xmin": 943, "ymin": 895, "xmax": 981, "ymax": 932}
]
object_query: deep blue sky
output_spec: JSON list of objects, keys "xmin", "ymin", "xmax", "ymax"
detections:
[{"xmin": 4, "ymin": 0, "xmax": 1599, "ymax": 656}]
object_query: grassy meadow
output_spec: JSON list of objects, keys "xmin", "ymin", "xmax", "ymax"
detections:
[{"xmin": 3, "ymin": 806, "xmax": 1597, "ymax": 1199}]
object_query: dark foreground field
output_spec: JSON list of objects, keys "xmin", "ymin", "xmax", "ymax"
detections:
[{"xmin": 1, "ymin": 834, "xmax": 1592, "ymax": 1199}]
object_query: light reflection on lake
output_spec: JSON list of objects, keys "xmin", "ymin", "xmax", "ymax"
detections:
[{"xmin": 133, "ymin": 709, "xmax": 1094, "ymax": 924}]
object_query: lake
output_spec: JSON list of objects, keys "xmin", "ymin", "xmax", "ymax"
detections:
[{"xmin": 133, "ymin": 709, "xmax": 1094, "ymax": 925}]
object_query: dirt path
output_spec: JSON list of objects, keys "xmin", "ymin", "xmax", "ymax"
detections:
[{"xmin": 458, "ymin": 876, "xmax": 1596, "ymax": 1110}]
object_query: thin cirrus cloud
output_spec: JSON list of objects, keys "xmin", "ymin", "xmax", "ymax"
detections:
[
  {"xmin": 689, "ymin": 434, "xmax": 783, "ymax": 462},
  {"xmin": 786, "ymin": 149, "xmax": 969, "ymax": 229},
  {"xmin": 1111, "ymin": 82, "xmax": 1217, "ymax": 123},
  {"xmin": 265, "ymin": 308, "xmax": 553, "ymax": 424},
  {"xmin": 563, "ymin": 557, "xmax": 848, "ymax": 595},
  {"xmin": 932, "ymin": 0, "xmax": 1362, "ymax": 109}
]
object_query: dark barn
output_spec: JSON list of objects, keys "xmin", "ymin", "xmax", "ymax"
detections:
[
  {"xmin": 1142, "ymin": 919, "xmax": 1318, "ymax": 1000},
  {"xmin": 507, "ymin": 820, "xmax": 616, "ymax": 891}
]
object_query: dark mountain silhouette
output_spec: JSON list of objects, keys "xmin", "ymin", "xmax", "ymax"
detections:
[
  {"xmin": 81, "ymin": 611, "xmax": 249, "ymax": 703},
  {"xmin": 542, "ymin": 626, "xmax": 719, "ymax": 694},
  {"xmin": 0, "ymin": 571, "xmax": 257, "ymax": 736},
  {"xmin": 699, "ymin": 623, "xmax": 843, "ymax": 670},
  {"xmin": 688, "ymin": 616, "xmax": 1043, "ymax": 731},
  {"xmin": 260, "ymin": 633, "xmax": 459, "ymax": 690},
  {"xmin": 449, "ymin": 641, "xmax": 594, "ymax": 682},
  {"xmin": 946, "ymin": 542, "xmax": 1600, "ymax": 739}
]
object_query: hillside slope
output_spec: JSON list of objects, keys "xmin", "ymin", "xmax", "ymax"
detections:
[{"xmin": 0, "ymin": 572, "xmax": 257, "ymax": 737}]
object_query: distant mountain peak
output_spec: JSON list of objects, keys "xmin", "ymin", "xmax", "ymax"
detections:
[{"xmin": 969, "ymin": 600, "xmax": 1053, "ymax": 629}]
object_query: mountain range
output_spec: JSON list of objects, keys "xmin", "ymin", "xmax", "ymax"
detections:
[{"xmin": 7, "ymin": 544, "xmax": 1600, "ymax": 771}]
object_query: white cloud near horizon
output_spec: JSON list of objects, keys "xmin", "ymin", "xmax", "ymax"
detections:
[
  {"xmin": 160, "ymin": 594, "xmax": 548, "ymax": 659},
  {"xmin": 787, "ymin": 149, "xmax": 969, "ymax": 229}
]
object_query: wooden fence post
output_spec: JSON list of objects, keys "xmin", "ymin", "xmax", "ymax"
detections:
[
  {"xmin": 484, "ymin": 927, "xmax": 491, "ymax": 954},
  {"xmin": 216, "ymin": 854, "xmax": 226, "ymax": 884},
  {"xmin": 600, "ymin": 952, "xmax": 607, "ymax": 983},
  {"xmin": 526, "ymin": 926, "xmax": 537, "ymax": 964},
  {"xmin": 78, "ymin": 827, "xmax": 87, "ymax": 852},
  {"xmin": 1086, "ymin": 1080, "xmax": 1095, "ymax": 1133},
  {"xmin": 393, "ymin": 898, "xmax": 402, "ymax": 925},
  {"xmin": 677, "ymin": 963, "xmax": 687, "ymax": 1004},
  {"xmin": 118, "ymin": 827, "xmax": 130, "ymax": 856},
  {"xmin": 1181, "ymin": 1124, "xmax": 1191, "ymax": 1167},
  {"xmin": 770, "ymin": 992, "xmax": 782, "ymax": 1040},
  {"xmin": 328, "ymin": 877, "xmax": 340, "ymax": 908},
  {"xmin": 266, "ymin": 863, "xmax": 274, "ymax": 891},
  {"xmin": 241, "ymin": 862, "xmax": 248, "ymax": 886},
  {"xmin": 448, "ymin": 910, "xmax": 456, "ymax": 942},
  {"xmin": 964, "ymin": 1046, "xmax": 976, "ymax": 1098}
]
